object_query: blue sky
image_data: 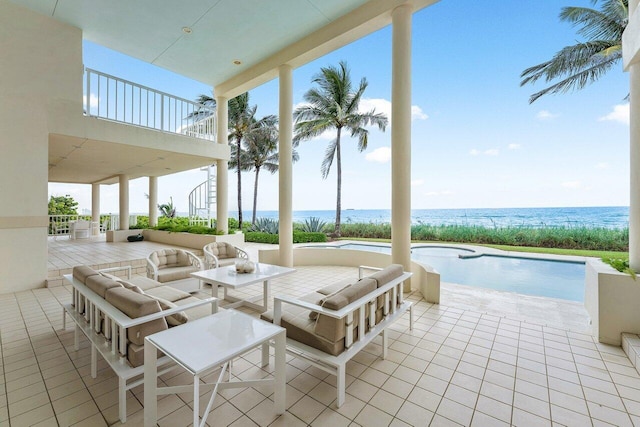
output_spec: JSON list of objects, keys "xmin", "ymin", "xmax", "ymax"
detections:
[{"xmin": 49, "ymin": 0, "xmax": 631, "ymax": 215}]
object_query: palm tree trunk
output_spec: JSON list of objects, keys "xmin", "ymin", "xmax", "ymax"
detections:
[
  {"xmin": 252, "ymin": 167, "xmax": 260, "ymax": 224},
  {"xmin": 236, "ymin": 137, "xmax": 243, "ymax": 229},
  {"xmin": 335, "ymin": 127, "xmax": 342, "ymax": 236}
]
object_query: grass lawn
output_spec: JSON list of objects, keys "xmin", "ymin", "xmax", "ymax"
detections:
[{"xmin": 337, "ymin": 237, "xmax": 629, "ymax": 260}]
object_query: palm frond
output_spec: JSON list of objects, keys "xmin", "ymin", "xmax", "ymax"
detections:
[{"xmin": 321, "ymin": 139, "xmax": 338, "ymax": 179}]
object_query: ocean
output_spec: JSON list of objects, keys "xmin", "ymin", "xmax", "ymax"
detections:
[{"xmin": 228, "ymin": 206, "xmax": 629, "ymax": 229}]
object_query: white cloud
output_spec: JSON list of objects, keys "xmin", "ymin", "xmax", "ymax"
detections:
[
  {"xmin": 359, "ymin": 98, "xmax": 428, "ymax": 123},
  {"xmin": 562, "ymin": 180, "xmax": 582, "ymax": 189},
  {"xmin": 508, "ymin": 143, "xmax": 521, "ymax": 150},
  {"xmin": 595, "ymin": 162, "xmax": 610, "ymax": 170},
  {"xmin": 536, "ymin": 110, "xmax": 559, "ymax": 120},
  {"xmin": 365, "ymin": 146, "xmax": 391, "ymax": 163},
  {"xmin": 598, "ymin": 103, "xmax": 630, "ymax": 125},
  {"xmin": 411, "ymin": 179, "xmax": 424, "ymax": 187},
  {"xmin": 484, "ymin": 149, "xmax": 500, "ymax": 156},
  {"xmin": 83, "ymin": 93, "xmax": 99, "ymax": 109},
  {"xmin": 411, "ymin": 105, "xmax": 429, "ymax": 120},
  {"xmin": 469, "ymin": 149, "xmax": 480, "ymax": 156}
]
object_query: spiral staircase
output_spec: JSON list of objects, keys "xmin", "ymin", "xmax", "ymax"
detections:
[{"xmin": 188, "ymin": 165, "xmax": 216, "ymax": 227}]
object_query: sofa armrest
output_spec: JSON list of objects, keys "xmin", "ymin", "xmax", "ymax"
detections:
[
  {"xmin": 146, "ymin": 258, "xmax": 159, "ymax": 281},
  {"xmin": 184, "ymin": 250, "xmax": 204, "ymax": 270},
  {"xmin": 236, "ymin": 247, "xmax": 249, "ymax": 260},
  {"xmin": 203, "ymin": 247, "xmax": 220, "ymax": 269},
  {"xmin": 358, "ymin": 265, "xmax": 383, "ymax": 279}
]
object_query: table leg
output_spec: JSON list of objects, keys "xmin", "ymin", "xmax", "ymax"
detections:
[
  {"xmin": 143, "ymin": 340, "xmax": 158, "ymax": 427},
  {"xmin": 194, "ymin": 374, "xmax": 200, "ymax": 427},
  {"xmin": 274, "ymin": 331, "xmax": 286, "ymax": 414},
  {"xmin": 263, "ymin": 280, "xmax": 270, "ymax": 311}
]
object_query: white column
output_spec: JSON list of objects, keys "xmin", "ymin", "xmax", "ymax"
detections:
[
  {"xmin": 391, "ymin": 4, "xmax": 412, "ymax": 291},
  {"xmin": 278, "ymin": 64, "xmax": 294, "ymax": 267},
  {"xmin": 630, "ymin": 0, "xmax": 640, "ymax": 269},
  {"xmin": 91, "ymin": 183, "xmax": 100, "ymax": 235},
  {"xmin": 119, "ymin": 174, "xmax": 129, "ymax": 230},
  {"xmin": 216, "ymin": 96, "xmax": 229, "ymax": 234},
  {"xmin": 148, "ymin": 176, "xmax": 158, "ymax": 227}
]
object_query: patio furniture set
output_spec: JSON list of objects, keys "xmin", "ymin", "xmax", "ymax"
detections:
[{"xmin": 62, "ymin": 241, "xmax": 413, "ymax": 425}]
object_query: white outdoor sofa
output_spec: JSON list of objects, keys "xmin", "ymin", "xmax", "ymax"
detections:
[
  {"xmin": 63, "ymin": 265, "xmax": 217, "ymax": 423},
  {"xmin": 261, "ymin": 264, "xmax": 413, "ymax": 408},
  {"xmin": 146, "ymin": 248, "xmax": 204, "ymax": 283}
]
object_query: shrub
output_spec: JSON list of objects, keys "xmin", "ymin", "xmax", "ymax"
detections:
[
  {"xmin": 251, "ymin": 218, "xmax": 279, "ymax": 234},
  {"xmin": 244, "ymin": 231, "xmax": 327, "ymax": 244},
  {"xmin": 300, "ymin": 217, "xmax": 328, "ymax": 233}
]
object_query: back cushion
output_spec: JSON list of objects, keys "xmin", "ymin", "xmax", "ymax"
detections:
[
  {"xmin": 207, "ymin": 242, "xmax": 234, "ymax": 259},
  {"xmin": 315, "ymin": 278, "xmax": 377, "ymax": 342},
  {"xmin": 86, "ymin": 275, "xmax": 123, "ymax": 298},
  {"xmin": 73, "ymin": 265, "xmax": 99, "ymax": 284},
  {"xmin": 152, "ymin": 249, "xmax": 190, "ymax": 269},
  {"xmin": 105, "ymin": 287, "xmax": 167, "ymax": 346},
  {"xmin": 368, "ymin": 264, "xmax": 404, "ymax": 288}
]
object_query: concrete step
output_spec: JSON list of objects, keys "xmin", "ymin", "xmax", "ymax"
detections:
[{"xmin": 622, "ymin": 333, "xmax": 640, "ymax": 375}]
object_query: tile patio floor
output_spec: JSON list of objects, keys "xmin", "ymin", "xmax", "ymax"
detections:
[{"xmin": 0, "ymin": 238, "xmax": 636, "ymax": 426}]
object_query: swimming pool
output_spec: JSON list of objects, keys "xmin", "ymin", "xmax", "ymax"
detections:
[{"xmin": 336, "ymin": 243, "xmax": 586, "ymax": 302}]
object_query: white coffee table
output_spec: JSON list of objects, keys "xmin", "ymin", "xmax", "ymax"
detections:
[
  {"xmin": 191, "ymin": 263, "xmax": 295, "ymax": 312},
  {"xmin": 143, "ymin": 310, "xmax": 286, "ymax": 427}
]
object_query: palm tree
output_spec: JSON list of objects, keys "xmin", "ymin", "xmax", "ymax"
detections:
[
  {"xmin": 294, "ymin": 61, "xmax": 388, "ymax": 236},
  {"xmin": 193, "ymin": 93, "xmax": 272, "ymax": 229},
  {"xmin": 520, "ymin": 0, "xmax": 628, "ymax": 104},
  {"xmin": 157, "ymin": 197, "xmax": 176, "ymax": 218},
  {"xmin": 242, "ymin": 121, "xmax": 300, "ymax": 224}
]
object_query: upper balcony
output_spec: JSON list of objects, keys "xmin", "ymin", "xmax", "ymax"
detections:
[
  {"xmin": 84, "ymin": 68, "xmax": 216, "ymax": 142},
  {"xmin": 47, "ymin": 69, "xmax": 228, "ymax": 186}
]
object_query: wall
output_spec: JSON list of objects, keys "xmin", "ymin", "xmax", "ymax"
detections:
[
  {"xmin": 585, "ymin": 258, "xmax": 640, "ymax": 346},
  {"xmin": 258, "ymin": 247, "xmax": 440, "ymax": 303},
  {"xmin": 0, "ymin": 1, "xmax": 82, "ymax": 292}
]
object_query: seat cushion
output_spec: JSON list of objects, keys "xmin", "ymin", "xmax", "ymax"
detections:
[
  {"xmin": 156, "ymin": 265, "xmax": 199, "ymax": 283},
  {"xmin": 145, "ymin": 286, "xmax": 191, "ymax": 302},
  {"xmin": 174, "ymin": 296, "xmax": 214, "ymax": 321},
  {"xmin": 127, "ymin": 276, "xmax": 163, "ymax": 291},
  {"xmin": 151, "ymin": 296, "xmax": 189, "ymax": 327},
  {"xmin": 262, "ymin": 292, "xmax": 345, "ymax": 356}
]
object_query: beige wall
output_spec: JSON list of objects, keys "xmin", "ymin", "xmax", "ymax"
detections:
[{"xmin": 0, "ymin": 1, "xmax": 83, "ymax": 291}]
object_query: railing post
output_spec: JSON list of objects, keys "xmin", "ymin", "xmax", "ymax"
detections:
[
  {"xmin": 160, "ymin": 94, "xmax": 165, "ymax": 132},
  {"xmin": 85, "ymin": 69, "xmax": 90, "ymax": 116}
]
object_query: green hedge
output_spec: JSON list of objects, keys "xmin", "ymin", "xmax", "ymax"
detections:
[{"xmin": 244, "ymin": 231, "xmax": 327, "ymax": 244}]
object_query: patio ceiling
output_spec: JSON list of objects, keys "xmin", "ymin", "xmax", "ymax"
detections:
[
  {"xmin": 48, "ymin": 134, "xmax": 217, "ymax": 185},
  {"xmin": 10, "ymin": 0, "xmax": 439, "ymax": 97}
]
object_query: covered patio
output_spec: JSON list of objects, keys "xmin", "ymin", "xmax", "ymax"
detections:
[{"xmin": 0, "ymin": 238, "xmax": 635, "ymax": 425}]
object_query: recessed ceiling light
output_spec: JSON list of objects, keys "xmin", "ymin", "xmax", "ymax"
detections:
[
  {"xmin": 233, "ymin": 60, "xmax": 242, "ymax": 65},
  {"xmin": 182, "ymin": 27, "xmax": 192, "ymax": 34}
]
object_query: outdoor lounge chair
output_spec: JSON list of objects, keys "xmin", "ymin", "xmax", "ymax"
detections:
[
  {"xmin": 203, "ymin": 242, "xmax": 249, "ymax": 269},
  {"xmin": 146, "ymin": 248, "xmax": 204, "ymax": 283},
  {"xmin": 70, "ymin": 220, "xmax": 91, "ymax": 239}
]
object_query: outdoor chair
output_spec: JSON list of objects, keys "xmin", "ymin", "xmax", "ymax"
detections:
[
  {"xmin": 146, "ymin": 248, "xmax": 203, "ymax": 283},
  {"xmin": 203, "ymin": 242, "xmax": 249, "ymax": 269},
  {"xmin": 70, "ymin": 220, "xmax": 90, "ymax": 239}
]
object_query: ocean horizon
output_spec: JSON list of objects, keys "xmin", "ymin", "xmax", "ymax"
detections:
[{"xmin": 169, "ymin": 206, "xmax": 630, "ymax": 229}]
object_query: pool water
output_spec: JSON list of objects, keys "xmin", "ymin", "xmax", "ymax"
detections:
[{"xmin": 338, "ymin": 243, "xmax": 586, "ymax": 302}]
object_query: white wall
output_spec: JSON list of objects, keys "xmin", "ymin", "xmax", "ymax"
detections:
[{"xmin": 0, "ymin": 1, "xmax": 82, "ymax": 291}]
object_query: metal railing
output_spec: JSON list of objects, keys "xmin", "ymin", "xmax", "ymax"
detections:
[{"xmin": 84, "ymin": 68, "xmax": 216, "ymax": 141}]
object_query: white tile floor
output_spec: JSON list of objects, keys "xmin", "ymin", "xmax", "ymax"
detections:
[{"xmin": 3, "ymin": 238, "xmax": 634, "ymax": 426}]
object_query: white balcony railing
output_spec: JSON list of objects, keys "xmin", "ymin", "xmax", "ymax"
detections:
[
  {"xmin": 84, "ymin": 68, "xmax": 216, "ymax": 141},
  {"xmin": 48, "ymin": 214, "xmax": 136, "ymax": 237}
]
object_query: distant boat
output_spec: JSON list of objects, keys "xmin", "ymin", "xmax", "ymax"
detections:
[{"xmin": 346, "ymin": 208, "xmax": 355, "ymax": 210}]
